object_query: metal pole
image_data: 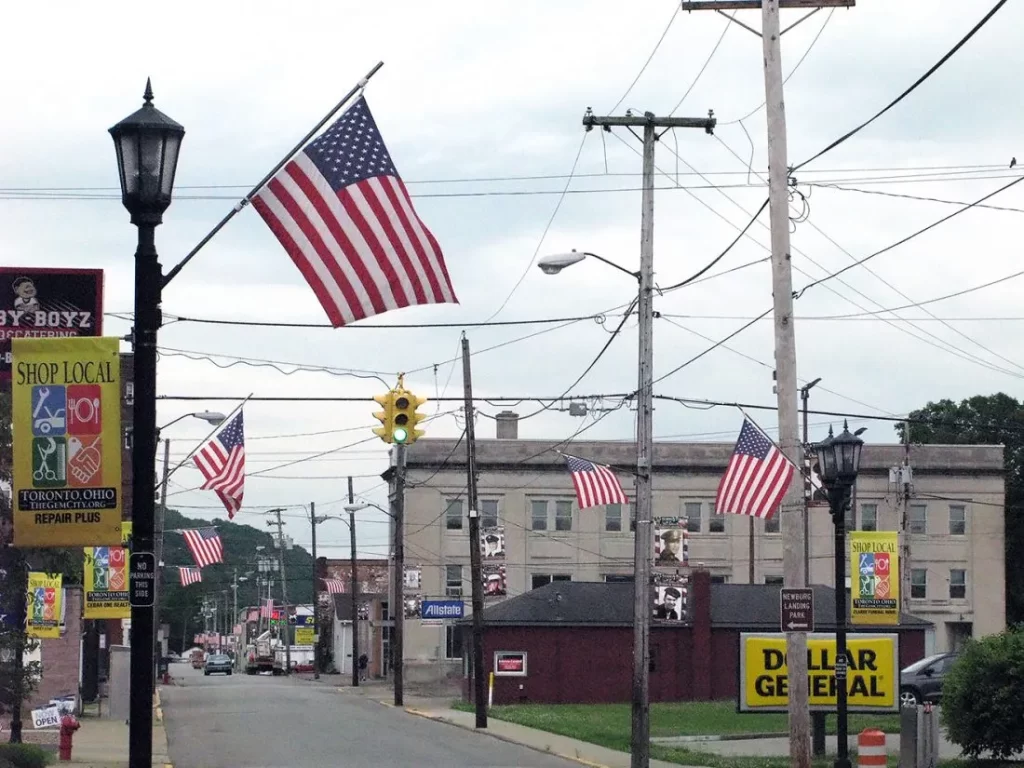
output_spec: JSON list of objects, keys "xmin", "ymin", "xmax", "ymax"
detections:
[
  {"xmin": 762, "ymin": 2, "xmax": 810, "ymax": 764},
  {"xmin": 153, "ymin": 438, "xmax": 170, "ymax": 670},
  {"xmin": 7, "ymin": 549, "xmax": 27, "ymax": 743},
  {"xmin": 311, "ymin": 501, "xmax": 320, "ymax": 680},
  {"xmin": 348, "ymin": 476, "xmax": 360, "ymax": 687},
  {"xmin": 462, "ymin": 336, "xmax": 487, "ymax": 728},
  {"xmin": 392, "ymin": 445, "xmax": 406, "ymax": 707},
  {"xmin": 804, "ymin": 383, "xmax": 827, "ymax": 756},
  {"xmin": 129, "ymin": 219, "xmax": 160, "ymax": 768},
  {"xmin": 630, "ymin": 115, "xmax": 657, "ymax": 768},
  {"xmin": 833, "ymin": 488, "xmax": 851, "ymax": 768}
]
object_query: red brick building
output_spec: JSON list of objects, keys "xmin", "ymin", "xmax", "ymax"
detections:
[{"xmin": 462, "ymin": 570, "xmax": 930, "ymax": 705}]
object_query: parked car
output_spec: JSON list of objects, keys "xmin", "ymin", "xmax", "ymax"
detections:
[
  {"xmin": 900, "ymin": 652, "xmax": 958, "ymax": 706},
  {"xmin": 204, "ymin": 653, "xmax": 233, "ymax": 676}
]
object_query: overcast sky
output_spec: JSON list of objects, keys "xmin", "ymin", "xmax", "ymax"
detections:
[{"xmin": 3, "ymin": 1, "xmax": 1022, "ymax": 560}]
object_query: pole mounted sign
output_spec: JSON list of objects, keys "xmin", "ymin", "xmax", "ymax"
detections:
[
  {"xmin": 780, "ymin": 587, "xmax": 814, "ymax": 632},
  {"xmin": 129, "ymin": 552, "xmax": 156, "ymax": 607},
  {"xmin": 738, "ymin": 632, "xmax": 898, "ymax": 713},
  {"xmin": 11, "ymin": 336, "xmax": 123, "ymax": 547}
]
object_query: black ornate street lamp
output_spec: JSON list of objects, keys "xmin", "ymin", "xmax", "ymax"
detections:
[
  {"xmin": 812, "ymin": 421, "xmax": 864, "ymax": 768},
  {"xmin": 109, "ymin": 79, "xmax": 184, "ymax": 768}
]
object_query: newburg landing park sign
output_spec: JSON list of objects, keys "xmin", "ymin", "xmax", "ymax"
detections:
[{"xmin": 738, "ymin": 633, "xmax": 899, "ymax": 713}]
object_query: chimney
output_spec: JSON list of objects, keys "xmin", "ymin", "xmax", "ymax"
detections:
[{"xmin": 495, "ymin": 410, "xmax": 519, "ymax": 440}]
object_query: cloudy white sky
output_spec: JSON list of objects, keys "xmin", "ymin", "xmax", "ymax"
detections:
[{"xmin": 3, "ymin": 1, "xmax": 1022, "ymax": 560}]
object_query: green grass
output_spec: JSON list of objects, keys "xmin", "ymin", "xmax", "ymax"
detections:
[{"xmin": 451, "ymin": 701, "xmax": 984, "ymax": 768}]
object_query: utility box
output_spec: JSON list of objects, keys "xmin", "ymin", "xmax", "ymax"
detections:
[
  {"xmin": 899, "ymin": 703, "xmax": 940, "ymax": 767},
  {"xmin": 107, "ymin": 645, "xmax": 131, "ymax": 722}
]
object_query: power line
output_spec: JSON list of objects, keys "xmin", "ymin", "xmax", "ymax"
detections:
[
  {"xmin": 159, "ymin": 309, "xmax": 611, "ymax": 330},
  {"xmin": 809, "ymin": 183, "xmax": 1024, "ymax": 214},
  {"xmin": 608, "ymin": 3, "xmax": 679, "ymax": 114},
  {"xmin": 793, "ymin": 0, "xmax": 1010, "ymax": 171},
  {"xmin": 668, "ymin": 10, "xmax": 733, "ymax": 116}
]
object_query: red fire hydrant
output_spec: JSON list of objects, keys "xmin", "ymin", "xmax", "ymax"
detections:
[{"xmin": 58, "ymin": 714, "xmax": 79, "ymax": 761}]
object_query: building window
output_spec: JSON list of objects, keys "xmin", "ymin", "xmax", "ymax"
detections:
[
  {"xmin": 764, "ymin": 514, "xmax": 780, "ymax": 534},
  {"xmin": 684, "ymin": 502, "xmax": 701, "ymax": 533},
  {"xmin": 910, "ymin": 568, "xmax": 927, "ymax": 599},
  {"xmin": 446, "ymin": 499, "xmax": 463, "ymax": 530},
  {"xmin": 532, "ymin": 574, "xmax": 571, "ymax": 590},
  {"xmin": 909, "ymin": 504, "xmax": 927, "ymax": 534},
  {"xmin": 531, "ymin": 500, "xmax": 548, "ymax": 531},
  {"xmin": 764, "ymin": 575, "xmax": 784, "ymax": 585},
  {"xmin": 860, "ymin": 504, "xmax": 877, "ymax": 532},
  {"xmin": 445, "ymin": 565, "xmax": 462, "ymax": 597},
  {"xmin": 710, "ymin": 575, "xmax": 729, "ymax": 584},
  {"xmin": 605, "ymin": 574, "xmax": 633, "ymax": 583},
  {"xmin": 950, "ymin": 569, "xmax": 966, "ymax": 599},
  {"xmin": 949, "ymin": 505, "xmax": 966, "ymax": 536},
  {"xmin": 708, "ymin": 502, "xmax": 724, "ymax": 533},
  {"xmin": 445, "ymin": 626, "xmax": 464, "ymax": 660},
  {"xmin": 555, "ymin": 501, "xmax": 573, "ymax": 532},
  {"xmin": 605, "ymin": 504, "xmax": 623, "ymax": 532},
  {"xmin": 480, "ymin": 499, "xmax": 499, "ymax": 529}
]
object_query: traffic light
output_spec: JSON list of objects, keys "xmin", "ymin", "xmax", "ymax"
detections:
[
  {"xmin": 391, "ymin": 387, "xmax": 428, "ymax": 445},
  {"xmin": 372, "ymin": 390, "xmax": 396, "ymax": 443}
]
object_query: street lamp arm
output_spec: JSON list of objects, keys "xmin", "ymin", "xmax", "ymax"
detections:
[
  {"xmin": 582, "ymin": 252, "xmax": 641, "ymax": 281},
  {"xmin": 344, "ymin": 501, "xmax": 395, "ymax": 520}
]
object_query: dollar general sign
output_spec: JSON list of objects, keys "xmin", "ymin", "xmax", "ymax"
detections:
[{"xmin": 739, "ymin": 633, "xmax": 898, "ymax": 713}]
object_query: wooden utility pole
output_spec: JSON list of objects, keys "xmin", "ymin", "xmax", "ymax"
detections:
[
  {"xmin": 348, "ymin": 476, "xmax": 360, "ymax": 688},
  {"xmin": 462, "ymin": 334, "xmax": 487, "ymax": 728},
  {"xmin": 678, "ymin": 3, "xmax": 854, "ymax": 765},
  {"xmin": 310, "ymin": 502, "xmax": 320, "ymax": 680},
  {"xmin": 391, "ymin": 445, "xmax": 406, "ymax": 706},
  {"xmin": 267, "ymin": 509, "xmax": 291, "ymax": 674},
  {"xmin": 582, "ymin": 109, "xmax": 716, "ymax": 768}
]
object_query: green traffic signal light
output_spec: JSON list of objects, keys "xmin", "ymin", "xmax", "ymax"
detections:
[{"xmin": 393, "ymin": 426, "xmax": 409, "ymax": 444}]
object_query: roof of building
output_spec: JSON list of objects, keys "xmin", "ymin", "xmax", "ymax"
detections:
[
  {"xmin": 458, "ymin": 580, "xmax": 931, "ymax": 630},
  {"xmin": 404, "ymin": 437, "xmax": 1004, "ymax": 475}
]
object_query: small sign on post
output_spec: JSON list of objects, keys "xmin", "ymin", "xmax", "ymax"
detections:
[
  {"xmin": 780, "ymin": 587, "xmax": 814, "ymax": 632},
  {"xmin": 129, "ymin": 551, "xmax": 155, "ymax": 607}
]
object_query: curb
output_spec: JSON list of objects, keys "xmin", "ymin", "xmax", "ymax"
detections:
[
  {"xmin": 402, "ymin": 707, "xmax": 611, "ymax": 768},
  {"xmin": 652, "ymin": 731, "xmax": 786, "ymax": 744}
]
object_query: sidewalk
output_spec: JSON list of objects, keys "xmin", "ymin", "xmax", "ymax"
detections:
[
  {"xmin": 338, "ymin": 685, "xmax": 709, "ymax": 768},
  {"xmin": 62, "ymin": 690, "xmax": 170, "ymax": 768}
]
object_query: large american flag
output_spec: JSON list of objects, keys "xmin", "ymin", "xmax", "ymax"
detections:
[
  {"xmin": 322, "ymin": 578, "xmax": 347, "ymax": 595},
  {"xmin": 182, "ymin": 527, "xmax": 224, "ymax": 569},
  {"xmin": 564, "ymin": 455, "xmax": 628, "ymax": 510},
  {"xmin": 178, "ymin": 567, "xmax": 202, "ymax": 586},
  {"xmin": 252, "ymin": 97, "xmax": 458, "ymax": 327},
  {"xmin": 715, "ymin": 419, "xmax": 795, "ymax": 519},
  {"xmin": 194, "ymin": 411, "xmax": 245, "ymax": 519}
]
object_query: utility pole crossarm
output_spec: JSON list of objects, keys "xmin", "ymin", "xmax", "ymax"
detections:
[
  {"xmin": 583, "ymin": 112, "xmax": 716, "ymax": 132},
  {"xmin": 680, "ymin": 1, "xmax": 853, "ymax": 10}
]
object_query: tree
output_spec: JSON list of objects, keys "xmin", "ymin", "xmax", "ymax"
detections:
[
  {"xmin": 898, "ymin": 393, "xmax": 1024, "ymax": 623},
  {"xmin": 941, "ymin": 628, "xmax": 1024, "ymax": 759}
]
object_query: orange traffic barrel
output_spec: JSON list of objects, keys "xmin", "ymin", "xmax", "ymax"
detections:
[{"xmin": 857, "ymin": 728, "xmax": 887, "ymax": 767}]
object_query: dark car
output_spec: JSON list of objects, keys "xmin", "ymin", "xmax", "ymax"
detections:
[
  {"xmin": 900, "ymin": 652, "xmax": 958, "ymax": 706},
  {"xmin": 204, "ymin": 653, "xmax": 233, "ymax": 676}
]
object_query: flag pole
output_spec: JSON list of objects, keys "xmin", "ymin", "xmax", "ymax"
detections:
[
  {"xmin": 156, "ymin": 393, "xmax": 253, "ymax": 493},
  {"xmin": 162, "ymin": 60, "xmax": 385, "ymax": 288}
]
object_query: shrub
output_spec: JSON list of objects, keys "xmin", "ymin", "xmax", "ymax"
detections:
[
  {"xmin": 0, "ymin": 743, "xmax": 51, "ymax": 768},
  {"xmin": 941, "ymin": 627, "xmax": 1024, "ymax": 760}
]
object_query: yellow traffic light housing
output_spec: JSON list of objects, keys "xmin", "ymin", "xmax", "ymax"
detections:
[
  {"xmin": 392, "ymin": 387, "xmax": 428, "ymax": 446},
  {"xmin": 372, "ymin": 391, "xmax": 396, "ymax": 443}
]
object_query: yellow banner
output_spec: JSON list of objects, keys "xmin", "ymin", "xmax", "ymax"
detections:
[
  {"xmin": 739, "ymin": 633, "xmax": 898, "ymax": 713},
  {"xmin": 83, "ymin": 523, "xmax": 134, "ymax": 619},
  {"xmin": 12, "ymin": 337, "xmax": 123, "ymax": 547},
  {"xmin": 850, "ymin": 531, "xmax": 900, "ymax": 625},
  {"xmin": 294, "ymin": 627, "xmax": 315, "ymax": 646},
  {"xmin": 27, "ymin": 572, "xmax": 62, "ymax": 639}
]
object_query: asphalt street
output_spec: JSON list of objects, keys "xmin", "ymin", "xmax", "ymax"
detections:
[{"xmin": 162, "ymin": 664, "xmax": 582, "ymax": 768}]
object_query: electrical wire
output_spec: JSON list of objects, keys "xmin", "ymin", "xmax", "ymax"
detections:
[
  {"xmin": 667, "ymin": 11, "xmax": 733, "ymax": 116},
  {"xmin": 608, "ymin": 3, "xmax": 680, "ymax": 114},
  {"xmin": 650, "ymin": 310, "xmax": 773, "ymax": 387},
  {"xmin": 793, "ymin": 0, "xmax": 1010, "ymax": 171},
  {"xmin": 809, "ymin": 183, "xmax": 1024, "ymax": 214},
  {"xmin": 159, "ymin": 310, "xmax": 612, "ymax": 330}
]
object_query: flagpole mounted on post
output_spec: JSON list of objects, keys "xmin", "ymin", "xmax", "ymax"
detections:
[{"xmin": 162, "ymin": 61, "xmax": 385, "ymax": 288}]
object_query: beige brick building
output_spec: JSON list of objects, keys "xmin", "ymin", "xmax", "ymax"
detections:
[{"xmin": 396, "ymin": 413, "xmax": 1005, "ymax": 680}]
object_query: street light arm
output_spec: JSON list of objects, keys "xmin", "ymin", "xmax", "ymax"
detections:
[
  {"xmin": 582, "ymin": 252, "xmax": 641, "ymax": 281},
  {"xmin": 344, "ymin": 501, "xmax": 395, "ymax": 520}
]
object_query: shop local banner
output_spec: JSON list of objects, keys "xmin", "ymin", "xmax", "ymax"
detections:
[
  {"xmin": 850, "ymin": 531, "xmax": 900, "ymax": 625},
  {"xmin": 27, "ymin": 572, "xmax": 62, "ymax": 639},
  {"xmin": 84, "ymin": 522, "xmax": 134, "ymax": 619},
  {"xmin": 12, "ymin": 336, "xmax": 122, "ymax": 547}
]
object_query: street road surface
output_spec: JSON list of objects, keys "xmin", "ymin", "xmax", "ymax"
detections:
[{"xmin": 162, "ymin": 664, "xmax": 581, "ymax": 768}]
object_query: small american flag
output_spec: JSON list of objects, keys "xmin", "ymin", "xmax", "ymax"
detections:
[
  {"xmin": 252, "ymin": 97, "xmax": 458, "ymax": 327},
  {"xmin": 260, "ymin": 598, "xmax": 275, "ymax": 619},
  {"xmin": 178, "ymin": 567, "xmax": 202, "ymax": 586},
  {"xmin": 182, "ymin": 527, "xmax": 224, "ymax": 569},
  {"xmin": 194, "ymin": 411, "xmax": 245, "ymax": 519},
  {"xmin": 715, "ymin": 419, "xmax": 795, "ymax": 519},
  {"xmin": 564, "ymin": 455, "xmax": 628, "ymax": 510},
  {"xmin": 322, "ymin": 578, "xmax": 347, "ymax": 595}
]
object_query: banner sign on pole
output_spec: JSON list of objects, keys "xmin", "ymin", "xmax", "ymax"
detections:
[
  {"xmin": 0, "ymin": 267, "xmax": 103, "ymax": 383},
  {"xmin": 850, "ymin": 531, "xmax": 900, "ymax": 625},
  {"xmin": 12, "ymin": 336, "xmax": 123, "ymax": 547},
  {"xmin": 26, "ymin": 572, "xmax": 62, "ymax": 639},
  {"xmin": 83, "ymin": 523, "xmax": 133, "ymax": 619}
]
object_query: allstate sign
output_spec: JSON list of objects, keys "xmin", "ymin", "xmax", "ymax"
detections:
[{"xmin": 420, "ymin": 600, "xmax": 464, "ymax": 622}]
